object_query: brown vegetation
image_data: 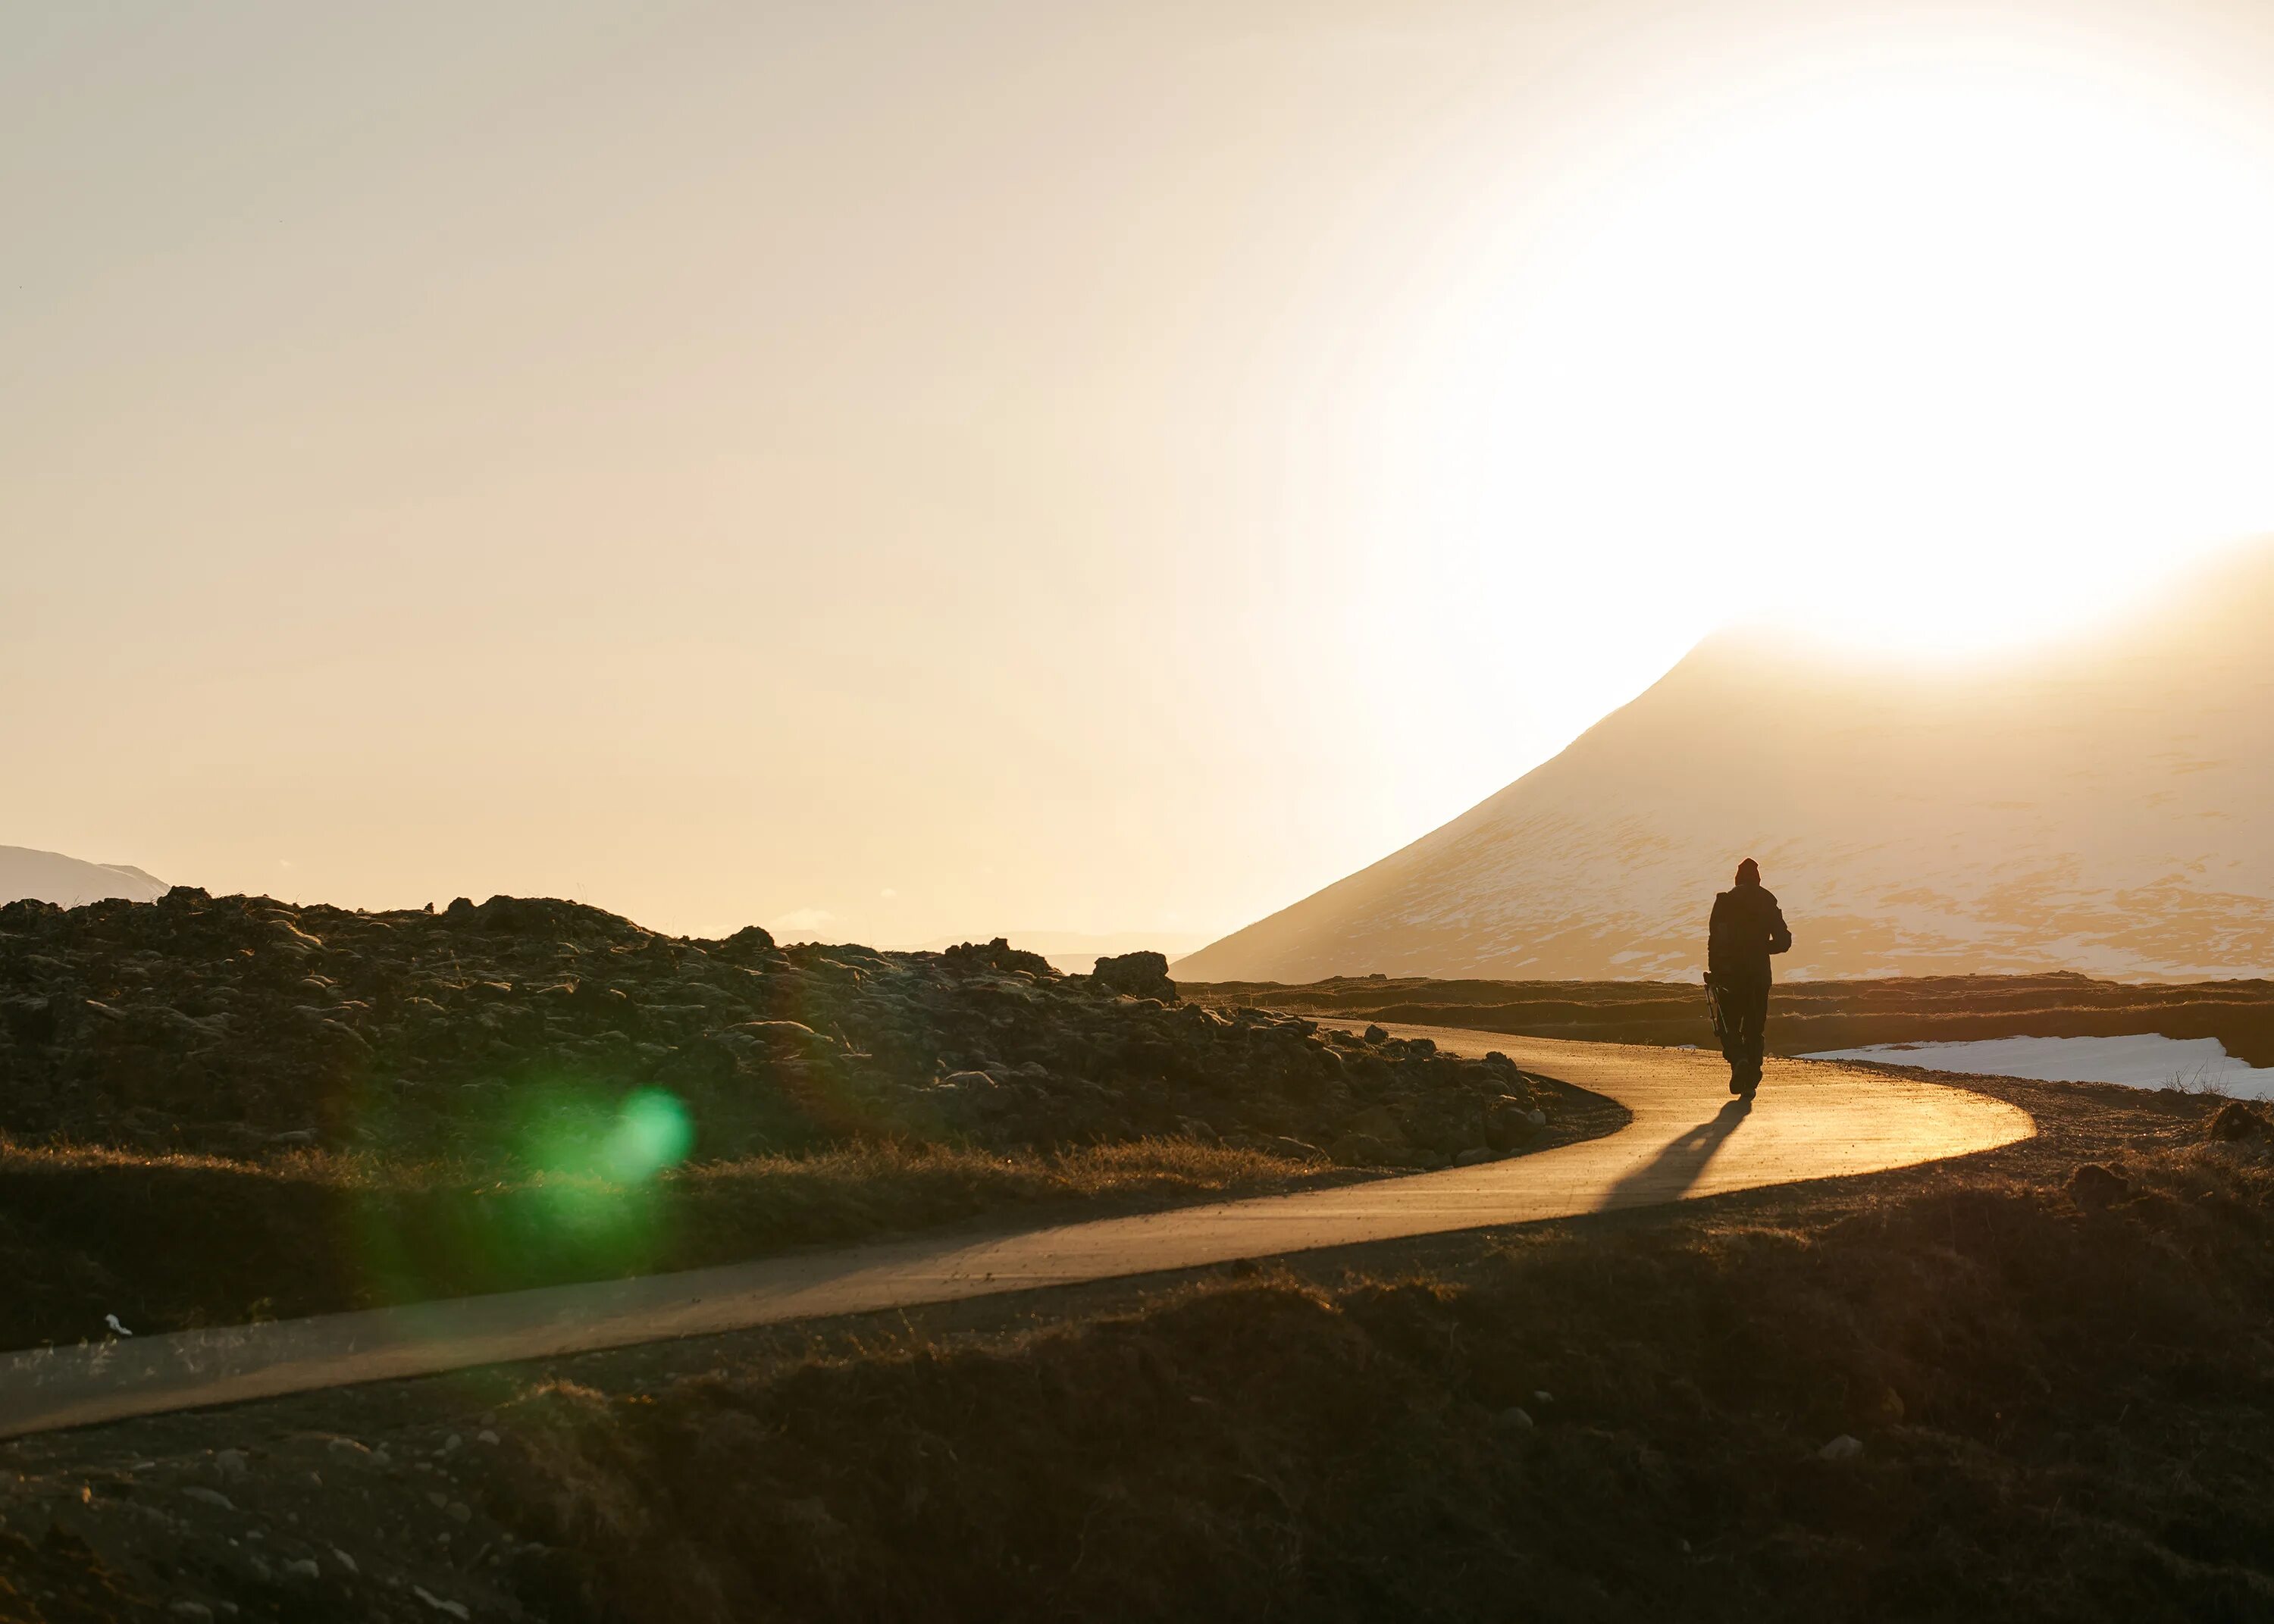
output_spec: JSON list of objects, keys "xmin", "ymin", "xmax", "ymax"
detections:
[
  {"xmin": 5, "ymin": 1082, "xmax": 2268, "ymax": 1622},
  {"xmin": 1192, "ymin": 971, "xmax": 2274, "ymax": 1065},
  {"xmin": 0, "ymin": 1138, "xmax": 1351, "ymax": 1353},
  {"xmin": 469, "ymin": 1094, "xmax": 2274, "ymax": 1622}
]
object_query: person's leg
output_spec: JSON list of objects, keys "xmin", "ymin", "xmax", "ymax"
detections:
[
  {"xmin": 1712, "ymin": 980, "xmax": 1748, "ymax": 1090},
  {"xmin": 1735, "ymin": 978, "xmax": 1769, "ymax": 1091}
]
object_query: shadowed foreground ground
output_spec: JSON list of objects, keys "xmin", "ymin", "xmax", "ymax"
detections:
[{"xmin": 2, "ymin": 1069, "xmax": 2269, "ymax": 1621}]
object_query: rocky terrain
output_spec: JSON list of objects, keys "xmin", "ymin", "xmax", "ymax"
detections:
[
  {"xmin": 0, "ymin": 891, "xmax": 1615, "ymax": 1350},
  {"xmin": 1189, "ymin": 972, "xmax": 2274, "ymax": 1067},
  {"xmin": 0, "ymin": 890, "xmax": 1556, "ymax": 1173}
]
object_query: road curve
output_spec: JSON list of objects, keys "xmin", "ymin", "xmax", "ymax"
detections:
[{"xmin": 0, "ymin": 1026, "xmax": 2030, "ymax": 1439}]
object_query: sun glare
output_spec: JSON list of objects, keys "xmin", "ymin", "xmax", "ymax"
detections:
[{"xmin": 1407, "ymin": 50, "xmax": 2274, "ymax": 659}]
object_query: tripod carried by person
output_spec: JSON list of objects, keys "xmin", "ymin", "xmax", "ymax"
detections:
[{"xmin": 1702, "ymin": 972, "xmax": 1731, "ymax": 1050}]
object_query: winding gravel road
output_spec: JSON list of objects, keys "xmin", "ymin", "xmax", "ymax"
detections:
[{"xmin": 0, "ymin": 1024, "xmax": 2030, "ymax": 1438}]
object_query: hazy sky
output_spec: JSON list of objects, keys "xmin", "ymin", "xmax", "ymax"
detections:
[{"xmin": 9, "ymin": 0, "xmax": 2274, "ymax": 944}]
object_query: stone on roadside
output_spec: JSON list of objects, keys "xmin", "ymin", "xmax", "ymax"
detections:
[
  {"xmin": 1345, "ymin": 1104, "xmax": 1404, "ymax": 1143},
  {"xmin": 1494, "ymin": 1406, "xmax": 1536, "ymax": 1432},
  {"xmin": 1818, "ymin": 1434, "xmax": 1865, "ymax": 1462},
  {"xmin": 2207, "ymin": 1100, "xmax": 2271, "ymax": 1143},
  {"xmin": 1326, "ymin": 1132, "xmax": 1402, "ymax": 1168},
  {"xmin": 1455, "ymin": 1146, "xmax": 1496, "ymax": 1167},
  {"xmin": 2067, "ymin": 1162, "xmax": 2130, "ymax": 1211},
  {"xmin": 1485, "ymin": 1097, "xmax": 1541, "ymax": 1151}
]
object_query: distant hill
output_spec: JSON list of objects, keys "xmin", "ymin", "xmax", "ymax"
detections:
[
  {"xmin": 1180, "ymin": 544, "xmax": 2274, "ymax": 984},
  {"xmin": 1, "ymin": 846, "xmax": 168, "ymax": 909}
]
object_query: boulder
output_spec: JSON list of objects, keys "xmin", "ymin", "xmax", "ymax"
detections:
[
  {"xmin": 944, "ymin": 937, "xmax": 1057, "ymax": 978},
  {"xmin": 710, "ymin": 924, "xmax": 778, "ymax": 963},
  {"xmin": 1326, "ymin": 1131, "xmax": 1405, "ymax": 1168},
  {"xmin": 1484, "ymin": 1097, "xmax": 1541, "ymax": 1152},
  {"xmin": 2, "ymin": 995, "xmax": 55, "ymax": 1046},
  {"xmin": 2207, "ymin": 1100, "xmax": 2271, "ymax": 1143},
  {"xmin": 1092, "ymin": 950, "xmax": 1177, "ymax": 1003},
  {"xmin": 2068, "ymin": 1162, "xmax": 2131, "ymax": 1211},
  {"xmin": 1345, "ymin": 1104, "xmax": 1401, "ymax": 1139}
]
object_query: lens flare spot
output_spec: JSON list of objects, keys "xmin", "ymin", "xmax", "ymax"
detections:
[{"xmin": 599, "ymin": 1090, "xmax": 694, "ymax": 1183}]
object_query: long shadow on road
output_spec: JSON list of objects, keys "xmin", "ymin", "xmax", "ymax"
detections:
[{"xmin": 1599, "ymin": 1097, "xmax": 1752, "ymax": 1211}]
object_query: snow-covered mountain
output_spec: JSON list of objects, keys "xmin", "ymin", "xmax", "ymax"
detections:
[
  {"xmin": 1, "ymin": 846, "xmax": 168, "ymax": 909},
  {"xmin": 1181, "ymin": 545, "xmax": 2274, "ymax": 984}
]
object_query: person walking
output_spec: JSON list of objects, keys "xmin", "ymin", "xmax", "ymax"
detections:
[{"xmin": 1706, "ymin": 858, "xmax": 1791, "ymax": 1097}]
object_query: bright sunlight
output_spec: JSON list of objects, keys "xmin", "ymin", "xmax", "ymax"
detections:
[{"xmin": 1408, "ymin": 49, "xmax": 2274, "ymax": 658}]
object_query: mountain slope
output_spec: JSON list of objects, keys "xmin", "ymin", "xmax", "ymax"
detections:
[
  {"xmin": 1, "ymin": 846, "xmax": 168, "ymax": 909},
  {"xmin": 1181, "ymin": 545, "xmax": 2274, "ymax": 983}
]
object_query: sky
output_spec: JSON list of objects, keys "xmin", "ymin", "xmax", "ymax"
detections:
[{"xmin": 8, "ymin": 0, "xmax": 2274, "ymax": 946}]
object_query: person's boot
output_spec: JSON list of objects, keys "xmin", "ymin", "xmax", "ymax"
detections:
[
  {"xmin": 1740, "ymin": 1059, "xmax": 1761, "ymax": 1099},
  {"xmin": 1728, "ymin": 1061, "xmax": 1746, "ymax": 1095}
]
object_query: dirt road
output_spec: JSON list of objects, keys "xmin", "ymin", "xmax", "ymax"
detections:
[{"xmin": 0, "ymin": 1026, "xmax": 2029, "ymax": 1438}]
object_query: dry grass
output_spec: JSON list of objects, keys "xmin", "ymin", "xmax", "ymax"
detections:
[
  {"xmin": 0, "ymin": 1134, "xmax": 1361, "ymax": 1350},
  {"xmin": 1196, "ymin": 972, "xmax": 2274, "ymax": 1068},
  {"xmin": 4, "ymin": 1081, "xmax": 2269, "ymax": 1623},
  {"xmin": 466, "ymin": 1085, "xmax": 2274, "ymax": 1623}
]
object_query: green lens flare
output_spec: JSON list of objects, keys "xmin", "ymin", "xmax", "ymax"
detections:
[
  {"xmin": 600, "ymin": 1088, "xmax": 695, "ymax": 1182},
  {"xmin": 343, "ymin": 1078, "xmax": 697, "ymax": 1311}
]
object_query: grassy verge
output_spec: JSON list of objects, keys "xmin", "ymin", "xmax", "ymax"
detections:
[
  {"xmin": 0, "ymin": 1139, "xmax": 1343, "ymax": 1351},
  {"xmin": 0, "ymin": 1070, "xmax": 1625, "ymax": 1351}
]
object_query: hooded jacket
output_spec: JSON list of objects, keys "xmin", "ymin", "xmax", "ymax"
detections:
[{"xmin": 1709, "ymin": 879, "xmax": 1793, "ymax": 981}]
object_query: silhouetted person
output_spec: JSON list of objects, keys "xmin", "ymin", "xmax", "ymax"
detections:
[{"xmin": 1707, "ymin": 857, "xmax": 1791, "ymax": 1097}]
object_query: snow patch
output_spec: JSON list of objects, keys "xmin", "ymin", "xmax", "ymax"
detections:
[{"xmin": 1805, "ymin": 1033, "xmax": 2274, "ymax": 1100}]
